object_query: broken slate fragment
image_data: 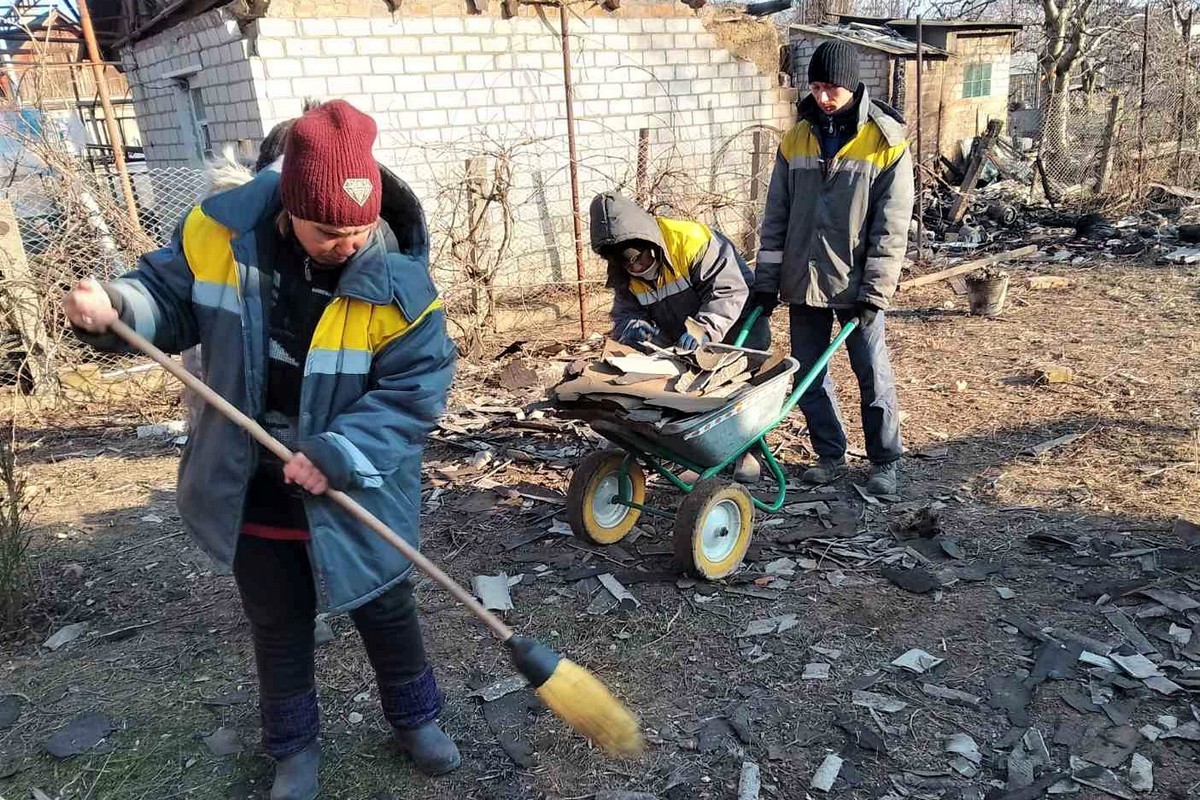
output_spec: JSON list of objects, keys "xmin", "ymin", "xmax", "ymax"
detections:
[
  {"xmin": 203, "ymin": 727, "xmax": 243, "ymax": 757},
  {"xmin": 0, "ymin": 695, "xmax": 23, "ymax": 729},
  {"xmin": 1031, "ymin": 640, "xmax": 1082, "ymax": 684},
  {"xmin": 945, "ymin": 733, "xmax": 982, "ymax": 764},
  {"xmin": 1061, "ymin": 687, "xmax": 1099, "ymax": 714},
  {"xmin": 921, "ymin": 683, "xmax": 981, "ymax": 708},
  {"xmin": 880, "ymin": 565, "xmax": 940, "ymax": 594},
  {"xmin": 468, "ymin": 675, "xmax": 528, "ymax": 702},
  {"xmin": 472, "ymin": 574, "xmax": 514, "ymax": 612},
  {"xmin": 1143, "ymin": 676, "xmax": 1183, "ymax": 695},
  {"xmin": 802, "ymin": 663, "xmax": 831, "ymax": 680},
  {"xmin": 834, "ymin": 713, "xmax": 886, "ymax": 753},
  {"xmin": 996, "ymin": 587, "xmax": 1016, "ymax": 600},
  {"xmin": 1135, "ymin": 588, "xmax": 1199, "ymax": 612},
  {"xmin": 1160, "ymin": 720, "xmax": 1200, "ymax": 741},
  {"xmin": 986, "ymin": 674, "xmax": 1032, "ymax": 726},
  {"xmin": 1138, "ymin": 724, "xmax": 1162, "ymax": 742},
  {"xmin": 1072, "ymin": 764, "xmax": 1134, "ymax": 800},
  {"xmin": 810, "ymin": 753, "xmax": 843, "ymax": 792},
  {"xmin": 738, "ymin": 760, "xmax": 761, "ymax": 800},
  {"xmin": 1109, "ymin": 652, "xmax": 1161, "ymax": 680},
  {"xmin": 891, "ymin": 648, "xmax": 944, "ymax": 674},
  {"xmin": 597, "ymin": 573, "xmax": 641, "ymax": 610},
  {"xmin": 737, "ymin": 614, "xmax": 798, "ymax": 638},
  {"xmin": 1128, "ymin": 754, "xmax": 1152, "ymax": 793},
  {"xmin": 43, "ymin": 622, "xmax": 88, "ymax": 651},
  {"xmin": 44, "ymin": 713, "xmax": 113, "ymax": 758},
  {"xmin": 851, "ymin": 690, "xmax": 907, "ymax": 713}
]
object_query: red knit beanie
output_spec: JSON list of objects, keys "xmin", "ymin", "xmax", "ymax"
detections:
[{"xmin": 281, "ymin": 100, "xmax": 381, "ymax": 227}]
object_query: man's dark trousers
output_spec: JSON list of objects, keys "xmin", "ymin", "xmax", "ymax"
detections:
[{"xmin": 787, "ymin": 304, "xmax": 902, "ymax": 464}]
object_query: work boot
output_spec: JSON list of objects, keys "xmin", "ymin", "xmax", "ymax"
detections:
[
  {"xmin": 801, "ymin": 457, "xmax": 848, "ymax": 484},
  {"xmin": 864, "ymin": 461, "xmax": 899, "ymax": 496},
  {"xmin": 395, "ymin": 721, "xmax": 462, "ymax": 776},
  {"xmin": 271, "ymin": 740, "xmax": 320, "ymax": 800},
  {"xmin": 733, "ymin": 453, "xmax": 761, "ymax": 484}
]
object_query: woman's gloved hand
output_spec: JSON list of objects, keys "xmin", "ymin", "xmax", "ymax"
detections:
[
  {"xmin": 676, "ymin": 332, "xmax": 708, "ymax": 352},
  {"xmin": 617, "ymin": 318, "xmax": 659, "ymax": 345}
]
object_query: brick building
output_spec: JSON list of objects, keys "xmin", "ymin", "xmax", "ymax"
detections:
[
  {"xmin": 84, "ymin": 0, "xmax": 797, "ymax": 296},
  {"xmin": 789, "ymin": 17, "xmax": 1021, "ymax": 164}
]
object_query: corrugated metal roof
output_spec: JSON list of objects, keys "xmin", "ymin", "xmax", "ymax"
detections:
[
  {"xmin": 788, "ymin": 23, "xmax": 951, "ymax": 58},
  {"xmin": 838, "ymin": 15, "xmax": 1024, "ymax": 32}
]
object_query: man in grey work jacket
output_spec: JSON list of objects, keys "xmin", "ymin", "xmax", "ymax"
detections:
[{"xmin": 753, "ymin": 41, "xmax": 914, "ymax": 496}]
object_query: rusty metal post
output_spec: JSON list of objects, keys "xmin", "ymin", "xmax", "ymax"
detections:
[
  {"xmin": 915, "ymin": 15, "xmax": 924, "ymax": 266},
  {"xmin": 1176, "ymin": 14, "xmax": 1192, "ymax": 177},
  {"xmin": 635, "ymin": 127, "xmax": 650, "ymax": 206},
  {"xmin": 1136, "ymin": 2, "xmax": 1149, "ymax": 193},
  {"xmin": 79, "ymin": 0, "xmax": 141, "ymax": 232},
  {"xmin": 560, "ymin": 2, "xmax": 587, "ymax": 340}
]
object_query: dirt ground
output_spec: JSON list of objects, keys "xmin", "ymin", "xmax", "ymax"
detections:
[{"xmin": 1, "ymin": 256, "xmax": 1199, "ymax": 800}]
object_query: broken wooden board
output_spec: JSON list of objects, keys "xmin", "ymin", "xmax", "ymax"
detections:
[{"xmin": 604, "ymin": 354, "xmax": 683, "ymax": 377}]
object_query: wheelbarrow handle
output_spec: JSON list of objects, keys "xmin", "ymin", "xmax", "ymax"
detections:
[
  {"xmin": 731, "ymin": 306, "xmax": 764, "ymax": 348},
  {"xmin": 106, "ymin": 319, "xmax": 515, "ymax": 643}
]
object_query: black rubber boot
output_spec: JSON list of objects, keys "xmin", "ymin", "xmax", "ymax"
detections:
[
  {"xmin": 395, "ymin": 721, "xmax": 462, "ymax": 776},
  {"xmin": 271, "ymin": 739, "xmax": 320, "ymax": 800}
]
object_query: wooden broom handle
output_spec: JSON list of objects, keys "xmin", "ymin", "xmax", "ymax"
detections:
[{"xmin": 109, "ymin": 319, "xmax": 514, "ymax": 642}]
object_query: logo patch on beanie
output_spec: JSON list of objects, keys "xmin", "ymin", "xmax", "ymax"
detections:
[{"xmin": 342, "ymin": 178, "xmax": 374, "ymax": 207}]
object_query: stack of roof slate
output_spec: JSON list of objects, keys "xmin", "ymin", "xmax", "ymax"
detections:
[{"xmin": 551, "ymin": 338, "xmax": 782, "ymax": 424}]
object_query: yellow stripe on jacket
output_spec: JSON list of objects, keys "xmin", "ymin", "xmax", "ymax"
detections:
[
  {"xmin": 627, "ymin": 217, "xmax": 713, "ymax": 302},
  {"xmin": 780, "ymin": 119, "xmax": 908, "ymax": 173},
  {"xmin": 181, "ymin": 206, "xmax": 241, "ymax": 313},
  {"xmin": 306, "ymin": 297, "xmax": 443, "ymax": 375}
]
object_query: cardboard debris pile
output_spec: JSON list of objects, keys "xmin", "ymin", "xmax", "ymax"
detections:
[{"xmin": 551, "ymin": 337, "xmax": 783, "ymax": 425}]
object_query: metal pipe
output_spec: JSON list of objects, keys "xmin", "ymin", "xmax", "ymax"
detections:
[
  {"xmin": 1136, "ymin": 2, "xmax": 1149, "ymax": 192},
  {"xmin": 915, "ymin": 15, "xmax": 924, "ymax": 266},
  {"xmin": 79, "ymin": 0, "xmax": 141, "ymax": 232},
  {"xmin": 560, "ymin": 2, "xmax": 587, "ymax": 340},
  {"xmin": 1176, "ymin": 14, "xmax": 1192, "ymax": 176}
]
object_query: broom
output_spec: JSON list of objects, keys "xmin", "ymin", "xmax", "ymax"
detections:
[{"xmin": 108, "ymin": 319, "xmax": 644, "ymax": 758}]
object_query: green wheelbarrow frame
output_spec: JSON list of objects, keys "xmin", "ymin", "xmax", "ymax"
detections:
[{"xmin": 606, "ymin": 309, "xmax": 859, "ymax": 519}]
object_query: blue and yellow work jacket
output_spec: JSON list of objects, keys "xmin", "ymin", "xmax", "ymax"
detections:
[
  {"xmin": 756, "ymin": 86, "xmax": 914, "ymax": 311},
  {"xmin": 83, "ymin": 168, "xmax": 455, "ymax": 613},
  {"xmin": 591, "ymin": 192, "xmax": 753, "ymax": 344}
]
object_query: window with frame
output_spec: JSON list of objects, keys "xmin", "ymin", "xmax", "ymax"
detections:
[
  {"xmin": 187, "ymin": 86, "xmax": 212, "ymax": 160},
  {"xmin": 963, "ymin": 63, "xmax": 993, "ymax": 99}
]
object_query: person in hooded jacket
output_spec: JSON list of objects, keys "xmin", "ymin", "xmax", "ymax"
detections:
[
  {"xmin": 753, "ymin": 41, "xmax": 914, "ymax": 497},
  {"xmin": 589, "ymin": 192, "xmax": 771, "ymax": 353},
  {"xmin": 62, "ymin": 101, "xmax": 459, "ymax": 800}
]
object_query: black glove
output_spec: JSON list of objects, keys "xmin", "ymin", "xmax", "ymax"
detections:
[
  {"xmin": 855, "ymin": 301, "xmax": 879, "ymax": 329},
  {"xmin": 753, "ymin": 291, "xmax": 779, "ymax": 318}
]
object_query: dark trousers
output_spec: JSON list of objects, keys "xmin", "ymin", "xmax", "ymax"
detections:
[
  {"xmin": 233, "ymin": 535, "xmax": 441, "ymax": 758},
  {"xmin": 787, "ymin": 304, "xmax": 902, "ymax": 465}
]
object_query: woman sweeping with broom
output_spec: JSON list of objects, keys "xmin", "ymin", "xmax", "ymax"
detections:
[{"xmin": 64, "ymin": 100, "xmax": 640, "ymax": 799}]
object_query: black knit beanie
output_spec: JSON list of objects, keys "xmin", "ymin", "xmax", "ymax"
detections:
[{"xmin": 807, "ymin": 41, "xmax": 860, "ymax": 90}]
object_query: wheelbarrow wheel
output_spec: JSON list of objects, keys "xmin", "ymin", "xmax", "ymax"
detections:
[
  {"xmin": 567, "ymin": 450, "xmax": 646, "ymax": 545},
  {"xmin": 672, "ymin": 479, "xmax": 754, "ymax": 580}
]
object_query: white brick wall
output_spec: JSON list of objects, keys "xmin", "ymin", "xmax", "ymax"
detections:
[{"xmin": 125, "ymin": 11, "xmax": 794, "ymax": 288}]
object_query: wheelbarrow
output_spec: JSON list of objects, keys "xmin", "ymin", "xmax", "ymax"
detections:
[{"xmin": 564, "ymin": 310, "xmax": 859, "ymax": 580}]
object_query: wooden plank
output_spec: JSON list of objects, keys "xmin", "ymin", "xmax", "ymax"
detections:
[
  {"xmin": 948, "ymin": 119, "xmax": 1003, "ymax": 223},
  {"xmin": 898, "ymin": 245, "xmax": 1038, "ymax": 290}
]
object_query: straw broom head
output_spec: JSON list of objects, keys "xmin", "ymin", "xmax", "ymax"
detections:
[{"xmin": 508, "ymin": 635, "xmax": 644, "ymax": 757}]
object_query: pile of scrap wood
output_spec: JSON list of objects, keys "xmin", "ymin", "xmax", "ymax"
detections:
[{"xmin": 551, "ymin": 338, "xmax": 783, "ymax": 425}]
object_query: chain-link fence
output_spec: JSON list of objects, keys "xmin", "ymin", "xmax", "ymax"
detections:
[
  {"xmin": 0, "ymin": 162, "xmax": 208, "ymax": 418},
  {"xmin": 0, "ymin": 114, "xmax": 779, "ymax": 415}
]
